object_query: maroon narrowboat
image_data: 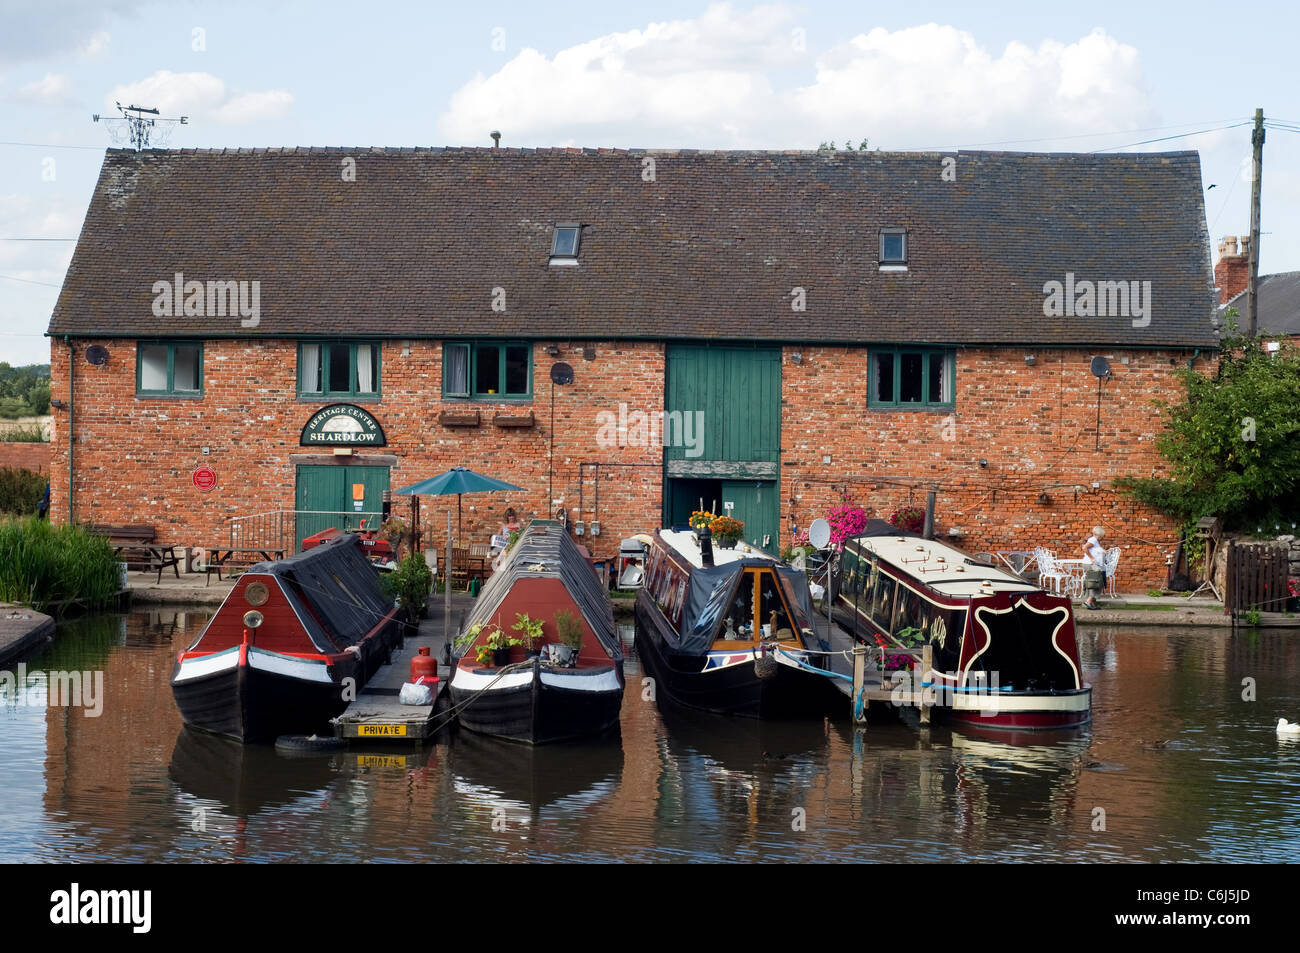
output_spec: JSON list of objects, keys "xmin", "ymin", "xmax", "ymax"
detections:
[
  {"xmin": 834, "ymin": 521, "xmax": 1091, "ymax": 730},
  {"xmin": 449, "ymin": 520, "xmax": 624, "ymax": 745},
  {"xmin": 170, "ymin": 535, "xmax": 404, "ymax": 743}
]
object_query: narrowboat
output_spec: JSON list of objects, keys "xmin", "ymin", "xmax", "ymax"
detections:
[
  {"xmin": 633, "ymin": 528, "xmax": 843, "ymax": 718},
  {"xmin": 171, "ymin": 535, "xmax": 405, "ymax": 743},
  {"xmin": 833, "ymin": 521, "xmax": 1091, "ymax": 730},
  {"xmin": 449, "ymin": 520, "xmax": 624, "ymax": 745}
]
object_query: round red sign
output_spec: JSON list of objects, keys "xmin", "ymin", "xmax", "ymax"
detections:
[{"xmin": 192, "ymin": 466, "xmax": 217, "ymax": 492}]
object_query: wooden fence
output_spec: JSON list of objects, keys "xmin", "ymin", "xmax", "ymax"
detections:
[{"xmin": 1225, "ymin": 540, "xmax": 1289, "ymax": 620}]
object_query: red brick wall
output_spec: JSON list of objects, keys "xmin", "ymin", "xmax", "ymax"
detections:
[
  {"xmin": 48, "ymin": 339, "xmax": 665, "ymax": 560},
  {"xmin": 0, "ymin": 441, "xmax": 51, "ymax": 473},
  {"xmin": 49, "ymin": 337, "xmax": 1198, "ymax": 589},
  {"xmin": 780, "ymin": 345, "xmax": 1198, "ymax": 590}
]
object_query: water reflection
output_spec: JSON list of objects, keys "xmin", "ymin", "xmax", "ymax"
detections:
[{"xmin": 1, "ymin": 611, "xmax": 1297, "ymax": 862}]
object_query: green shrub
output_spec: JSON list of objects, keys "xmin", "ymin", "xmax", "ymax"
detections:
[
  {"xmin": 380, "ymin": 550, "xmax": 433, "ymax": 620},
  {"xmin": 0, "ymin": 467, "xmax": 47, "ymax": 515},
  {"xmin": 0, "ymin": 518, "xmax": 120, "ymax": 614}
]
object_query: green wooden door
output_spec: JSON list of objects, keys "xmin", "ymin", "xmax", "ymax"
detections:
[
  {"xmin": 665, "ymin": 345, "xmax": 781, "ymax": 553},
  {"xmin": 295, "ymin": 465, "xmax": 389, "ymax": 549},
  {"xmin": 665, "ymin": 346, "xmax": 781, "ymax": 465},
  {"xmin": 721, "ymin": 480, "xmax": 778, "ymax": 553}
]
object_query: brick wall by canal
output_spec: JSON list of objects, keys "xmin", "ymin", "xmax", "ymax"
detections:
[{"xmin": 48, "ymin": 338, "xmax": 1194, "ymax": 587}]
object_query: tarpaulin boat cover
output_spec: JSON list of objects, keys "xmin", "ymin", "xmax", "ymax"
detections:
[
  {"xmin": 248, "ymin": 534, "xmax": 396, "ymax": 654},
  {"xmin": 460, "ymin": 520, "xmax": 620, "ymax": 659},
  {"xmin": 674, "ymin": 560, "xmax": 819, "ymax": 656}
]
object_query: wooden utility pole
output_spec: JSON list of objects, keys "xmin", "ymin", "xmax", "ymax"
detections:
[{"xmin": 1246, "ymin": 107, "xmax": 1265, "ymax": 337}]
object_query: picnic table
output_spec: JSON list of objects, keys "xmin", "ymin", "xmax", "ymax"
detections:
[
  {"xmin": 85, "ymin": 524, "xmax": 180, "ymax": 585},
  {"xmin": 205, "ymin": 546, "xmax": 287, "ymax": 584}
]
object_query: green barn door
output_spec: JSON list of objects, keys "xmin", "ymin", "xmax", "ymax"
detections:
[
  {"xmin": 665, "ymin": 345, "xmax": 781, "ymax": 554},
  {"xmin": 295, "ymin": 465, "xmax": 389, "ymax": 549},
  {"xmin": 721, "ymin": 481, "xmax": 778, "ymax": 552}
]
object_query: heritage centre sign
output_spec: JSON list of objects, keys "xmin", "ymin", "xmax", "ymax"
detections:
[{"xmin": 300, "ymin": 404, "xmax": 387, "ymax": 447}]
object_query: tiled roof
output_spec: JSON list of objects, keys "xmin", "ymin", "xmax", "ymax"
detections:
[
  {"xmin": 48, "ymin": 147, "xmax": 1217, "ymax": 347},
  {"xmin": 1222, "ymin": 271, "xmax": 1300, "ymax": 336}
]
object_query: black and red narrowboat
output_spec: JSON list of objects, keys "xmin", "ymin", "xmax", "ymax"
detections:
[
  {"xmin": 170, "ymin": 534, "xmax": 405, "ymax": 743},
  {"xmin": 833, "ymin": 521, "xmax": 1091, "ymax": 730},
  {"xmin": 633, "ymin": 528, "xmax": 843, "ymax": 718},
  {"xmin": 449, "ymin": 520, "xmax": 624, "ymax": 745}
]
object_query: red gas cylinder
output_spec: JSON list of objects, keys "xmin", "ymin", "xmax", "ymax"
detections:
[{"xmin": 410, "ymin": 646, "xmax": 440, "ymax": 687}]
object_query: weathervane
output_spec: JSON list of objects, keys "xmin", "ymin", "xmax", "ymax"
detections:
[{"xmin": 92, "ymin": 102, "xmax": 188, "ymax": 151}]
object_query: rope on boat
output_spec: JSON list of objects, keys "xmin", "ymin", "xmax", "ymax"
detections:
[
  {"xmin": 771, "ymin": 645, "xmax": 853, "ymax": 683},
  {"xmin": 423, "ymin": 660, "xmax": 537, "ymax": 734}
]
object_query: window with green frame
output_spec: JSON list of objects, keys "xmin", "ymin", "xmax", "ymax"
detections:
[
  {"xmin": 869, "ymin": 347, "xmax": 954, "ymax": 408},
  {"xmin": 298, "ymin": 342, "xmax": 380, "ymax": 398},
  {"xmin": 443, "ymin": 342, "xmax": 531, "ymax": 399},
  {"xmin": 137, "ymin": 342, "xmax": 202, "ymax": 396}
]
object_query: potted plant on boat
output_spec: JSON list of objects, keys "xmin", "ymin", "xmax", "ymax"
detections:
[
  {"xmin": 512, "ymin": 612, "xmax": 546, "ymax": 659},
  {"xmin": 709, "ymin": 515, "xmax": 745, "ymax": 549},
  {"xmin": 547, "ymin": 608, "xmax": 584, "ymax": 667},
  {"xmin": 481, "ymin": 627, "xmax": 522, "ymax": 667}
]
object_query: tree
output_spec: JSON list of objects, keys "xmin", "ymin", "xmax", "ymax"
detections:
[{"xmin": 1115, "ymin": 313, "xmax": 1300, "ymax": 532}]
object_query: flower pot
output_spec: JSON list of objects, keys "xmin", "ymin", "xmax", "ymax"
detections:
[
  {"xmin": 716, "ymin": 538, "xmax": 738, "ymax": 549},
  {"xmin": 546, "ymin": 643, "xmax": 578, "ymax": 667},
  {"xmin": 492, "ymin": 648, "xmax": 511, "ymax": 666}
]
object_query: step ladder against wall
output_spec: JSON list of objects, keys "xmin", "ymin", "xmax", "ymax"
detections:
[{"xmin": 1224, "ymin": 539, "xmax": 1291, "ymax": 623}]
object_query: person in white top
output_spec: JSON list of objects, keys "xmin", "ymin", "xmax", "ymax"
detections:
[{"xmin": 1081, "ymin": 526, "xmax": 1107, "ymax": 609}]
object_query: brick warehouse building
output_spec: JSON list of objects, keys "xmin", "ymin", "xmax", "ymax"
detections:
[{"xmin": 46, "ymin": 147, "xmax": 1217, "ymax": 589}]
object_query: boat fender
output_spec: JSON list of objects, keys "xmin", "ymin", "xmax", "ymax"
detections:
[
  {"xmin": 274, "ymin": 734, "xmax": 346, "ymax": 754},
  {"xmin": 754, "ymin": 650, "xmax": 778, "ymax": 680},
  {"xmin": 343, "ymin": 645, "xmax": 362, "ymax": 656}
]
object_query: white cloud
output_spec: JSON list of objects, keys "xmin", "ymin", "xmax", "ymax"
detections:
[
  {"xmin": 212, "ymin": 89, "xmax": 294, "ymax": 123},
  {"xmin": 83, "ymin": 30, "xmax": 111, "ymax": 58},
  {"xmin": 15, "ymin": 72, "xmax": 75, "ymax": 105},
  {"xmin": 436, "ymin": 7, "xmax": 1153, "ymax": 150},
  {"xmin": 107, "ymin": 71, "xmax": 293, "ymax": 125}
]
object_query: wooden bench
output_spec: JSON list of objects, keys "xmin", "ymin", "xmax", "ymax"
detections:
[
  {"xmin": 205, "ymin": 547, "xmax": 286, "ymax": 585},
  {"xmin": 85, "ymin": 524, "xmax": 181, "ymax": 585}
]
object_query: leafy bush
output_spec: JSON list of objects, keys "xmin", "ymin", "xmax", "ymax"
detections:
[
  {"xmin": 0, "ymin": 518, "xmax": 120, "ymax": 614},
  {"xmin": 0, "ymin": 467, "xmax": 47, "ymax": 515},
  {"xmin": 380, "ymin": 550, "xmax": 433, "ymax": 620},
  {"xmin": 1115, "ymin": 315, "xmax": 1300, "ymax": 530}
]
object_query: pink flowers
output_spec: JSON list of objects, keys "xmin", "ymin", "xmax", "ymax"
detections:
[{"xmin": 826, "ymin": 501, "xmax": 867, "ymax": 549}]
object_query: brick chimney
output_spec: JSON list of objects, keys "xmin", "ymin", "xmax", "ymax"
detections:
[{"xmin": 1215, "ymin": 235, "xmax": 1249, "ymax": 305}]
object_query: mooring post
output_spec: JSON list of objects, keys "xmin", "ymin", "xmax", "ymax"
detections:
[
  {"xmin": 852, "ymin": 644, "xmax": 867, "ymax": 725},
  {"xmin": 919, "ymin": 643, "xmax": 933, "ymax": 726}
]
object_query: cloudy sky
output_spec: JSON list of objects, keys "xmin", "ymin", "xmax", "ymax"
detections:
[{"xmin": 2, "ymin": 0, "xmax": 1298, "ymax": 365}]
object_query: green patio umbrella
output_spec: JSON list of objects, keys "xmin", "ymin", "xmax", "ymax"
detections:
[
  {"xmin": 395, "ymin": 467, "xmax": 524, "ymax": 648},
  {"xmin": 395, "ymin": 467, "xmax": 523, "ymax": 539}
]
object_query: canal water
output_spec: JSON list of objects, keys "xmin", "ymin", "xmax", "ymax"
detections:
[{"xmin": 1, "ymin": 609, "xmax": 1297, "ymax": 862}]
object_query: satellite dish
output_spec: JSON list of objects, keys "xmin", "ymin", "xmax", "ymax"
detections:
[
  {"xmin": 549, "ymin": 362, "xmax": 574, "ymax": 385},
  {"xmin": 85, "ymin": 345, "xmax": 109, "ymax": 366},
  {"xmin": 808, "ymin": 518, "xmax": 832, "ymax": 550},
  {"xmin": 1089, "ymin": 356, "xmax": 1112, "ymax": 379}
]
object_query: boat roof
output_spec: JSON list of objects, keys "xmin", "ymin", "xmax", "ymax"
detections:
[
  {"xmin": 463, "ymin": 520, "xmax": 619, "ymax": 657},
  {"xmin": 845, "ymin": 532, "xmax": 1040, "ymax": 597},
  {"xmin": 650, "ymin": 528, "xmax": 782, "ymax": 569}
]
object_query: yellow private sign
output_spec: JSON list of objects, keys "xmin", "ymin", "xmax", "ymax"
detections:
[{"xmin": 357, "ymin": 723, "xmax": 408, "ymax": 737}]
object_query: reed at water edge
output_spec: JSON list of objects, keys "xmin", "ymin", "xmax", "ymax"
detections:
[{"xmin": 0, "ymin": 517, "xmax": 121, "ymax": 614}]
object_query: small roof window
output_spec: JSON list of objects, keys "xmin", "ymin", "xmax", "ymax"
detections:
[
  {"xmin": 879, "ymin": 228, "xmax": 907, "ymax": 265},
  {"xmin": 551, "ymin": 224, "xmax": 581, "ymax": 262}
]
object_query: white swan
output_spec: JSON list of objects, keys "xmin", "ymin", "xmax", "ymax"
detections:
[{"xmin": 1277, "ymin": 718, "xmax": 1300, "ymax": 736}]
